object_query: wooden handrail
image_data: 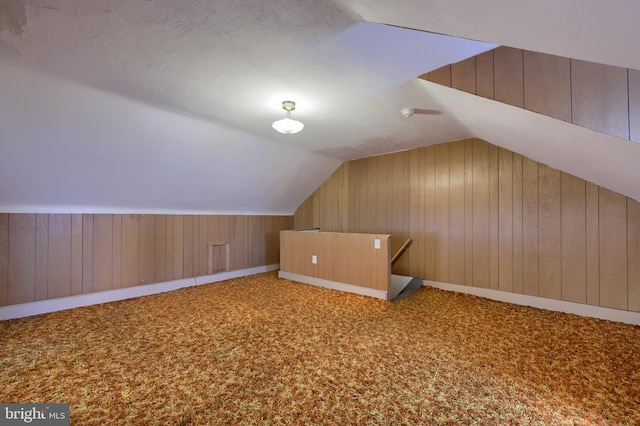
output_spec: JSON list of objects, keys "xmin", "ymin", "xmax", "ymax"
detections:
[{"xmin": 391, "ymin": 238, "xmax": 412, "ymax": 266}]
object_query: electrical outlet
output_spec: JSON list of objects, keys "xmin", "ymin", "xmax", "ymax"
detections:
[
  {"xmin": 374, "ymin": 239, "xmax": 380, "ymax": 249},
  {"xmin": 312, "ymin": 255, "xmax": 317, "ymax": 264}
]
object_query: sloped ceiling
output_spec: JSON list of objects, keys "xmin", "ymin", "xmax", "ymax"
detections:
[{"xmin": 0, "ymin": 0, "xmax": 639, "ymax": 214}]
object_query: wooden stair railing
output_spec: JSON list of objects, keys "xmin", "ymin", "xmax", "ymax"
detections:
[{"xmin": 391, "ymin": 238, "xmax": 412, "ymax": 266}]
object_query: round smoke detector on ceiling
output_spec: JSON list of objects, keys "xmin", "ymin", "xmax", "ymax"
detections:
[{"xmin": 401, "ymin": 107, "xmax": 416, "ymax": 118}]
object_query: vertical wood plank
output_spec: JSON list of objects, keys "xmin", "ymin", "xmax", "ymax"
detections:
[
  {"xmin": 233, "ymin": 216, "xmax": 246, "ymax": 270},
  {"xmin": 498, "ymin": 148, "xmax": 513, "ymax": 292},
  {"xmin": 409, "ymin": 148, "xmax": 422, "ymax": 278},
  {"xmin": 8, "ymin": 214, "xmax": 36, "ymax": 304},
  {"xmin": 571, "ymin": 60, "xmax": 629, "ymax": 139},
  {"xmin": 348, "ymin": 234, "xmax": 362, "ymax": 286},
  {"xmin": 494, "ymin": 47, "xmax": 524, "ymax": 108},
  {"xmin": 35, "ymin": 214, "xmax": 48, "ymax": 300},
  {"xmin": 192, "ymin": 215, "xmax": 200, "ymax": 275},
  {"xmin": 585, "ymin": 183, "xmax": 600, "ymax": 305},
  {"xmin": 561, "ymin": 173, "xmax": 587, "ymax": 303},
  {"xmin": 522, "ymin": 158, "xmax": 539, "ymax": 296},
  {"xmin": 198, "ymin": 216, "xmax": 209, "ymax": 275},
  {"xmin": 182, "ymin": 215, "xmax": 194, "ymax": 278},
  {"xmin": 489, "ymin": 145, "xmax": 499, "ymax": 290},
  {"xmin": 476, "ymin": 50, "xmax": 494, "ymax": 99},
  {"xmin": 112, "ymin": 215, "xmax": 122, "ymax": 289},
  {"xmin": 449, "ymin": 141, "xmax": 465, "ymax": 285},
  {"xmin": 0, "ymin": 214, "xmax": 7, "ymax": 306},
  {"xmin": 434, "ymin": 143, "xmax": 450, "ymax": 282},
  {"xmin": 92, "ymin": 214, "xmax": 113, "ymax": 292},
  {"xmin": 318, "ymin": 233, "xmax": 335, "ymax": 282},
  {"xmin": 121, "ymin": 214, "xmax": 139, "ymax": 287},
  {"xmin": 629, "ymin": 69, "xmax": 640, "ymax": 143},
  {"xmin": 452, "ymin": 57, "xmax": 476, "ymax": 94},
  {"xmin": 139, "ymin": 214, "xmax": 156, "ymax": 284},
  {"xmin": 523, "ymin": 51, "xmax": 571, "ymax": 121},
  {"xmin": 376, "ymin": 235, "xmax": 389, "ymax": 291},
  {"xmin": 538, "ymin": 164, "xmax": 562, "ymax": 300},
  {"xmin": 165, "ymin": 215, "xmax": 174, "ymax": 280},
  {"xmin": 336, "ymin": 233, "xmax": 350, "ymax": 284},
  {"xmin": 172, "ymin": 215, "xmax": 184, "ymax": 279},
  {"xmin": 82, "ymin": 214, "xmax": 93, "ymax": 294},
  {"xmin": 48, "ymin": 214, "xmax": 73, "ymax": 299},
  {"xmin": 512, "ymin": 154, "xmax": 524, "ymax": 294},
  {"xmin": 464, "ymin": 140, "xmax": 474, "ymax": 285},
  {"xmin": 599, "ymin": 188, "xmax": 628, "ymax": 309},
  {"xmin": 360, "ymin": 234, "xmax": 372, "ymax": 288},
  {"xmin": 71, "ymin": 214, "xmax": 83, "ymax": 296},
  {"xmin": 429, "ymin": 65, "xmax": 452, "ymax": 87},
  {"xmin": 472, "ymin": 140, "xmax": 490, "ymax": 287},
  {"xmin": 154, "ymin": 215, "xmax": 167, "ymax": 282},
  {"xmin": 628, "ymin": 199, "xmax": 640, "ymax": 311},
  {"xmin": 424, "ymin": 146, "xmax": 436, "ymax": 280}
]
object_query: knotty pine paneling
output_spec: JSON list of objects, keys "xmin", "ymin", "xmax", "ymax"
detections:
[
  {"xmin": 293, "ymin": 138, "xmax": 640, "ymax": 313},
  {"xmin": 0, "ymin": 213, "xmax": 291, "ymax": 307}
]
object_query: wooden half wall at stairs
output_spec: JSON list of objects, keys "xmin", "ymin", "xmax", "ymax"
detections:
[
  {"xmin": 294, "ymin": 138, "xmax": 640, "ymax": 313},
  {"xmin": 0, "ymin": 214, "xmax": 293, "ymax": 307}
]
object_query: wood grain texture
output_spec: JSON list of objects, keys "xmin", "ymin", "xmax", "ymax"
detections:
[
  {"xmin": 0, "ymin": 214, "xmax": 7, "ymax": 306},
  {"xmin": 172, "ymin": 215, "xmax": 183, "ymax": 280},
  {"xmin": 494, "ymin": 47, "xmax": 523, "ymax": 108},
  {"xmin": 452, "ymin": 57, "xmax": 476, "ymax": 94},
  {"xmin": 464, "ymin": 140, "xmax": 474, "ymax": 285},
  {"xmin": 112, "ymin": 215, "xmax": 122, "ymax": 289},
  {"xmin": 35, "ymin": 214, "xmax": 48, "ymax": 300},
  {"xmin": 523, "ymin": 51, "xmax": 571, "ymax": 121},
  {"xmin": 488, "ymin": 145, "xmax": 499, "ymax": 290},
  {"xmin": 182, "ymin": 215, "xmax": 193, "ymax": 278},
  {"xmin": 92, "ymin": 214, "xmax": 113, "ymax": 292},
  {"xmin": 122, "ymin": 214, "xmax": 139, "ymax": 287},
  {"xmin": 561, "ymin": 173, "xmax": 586, "ymax": 303},
  {"xmin": 429, "ymin": 65, "xmax": 452, "ymax": 87},
  {"xmin": 82, "ymin": 215, "xmax": 93, "ymax": 295},
  {"xmin": 628, "ymin": 199, "xmax": 640, "ymax": 312},
  {"xmin": 585, "ymin": 183, "xmax": 600, "ymax": 306},
  {"xmin": 154, "ymin": 215, "xmax": 167, "ymax": 281},
  {"xmin": 472, "ymin": 140, "xmax": 490, "ymax": 287},
  {"xmin": 475, "ymin": 50, "xmax": 494, "ymax": 99},
  {"xmin": 408, "ymin": 148, "xmax": 422, "ymax": 278},
  {"xmin": 512, "ymin": 154, "xmax": 524, "ymax": 294},
  {"xmin": 449, "ymin": 141, "xmax": 465, "ymax": 285},
  {"xmin": 599, "ymin": 188, "xmax": 627, "ymax": 310},
  {"xmin": 538, "ymin": 164, "xmax": 562, "ymax": 300},
  {"xmin": 571, "ymin": 60, "xmax": 629, "ymax": 139},
  {"xmin": 71, "ymin": 215, "xmax": 83, "ymax": 296},
  {"xmin": 8, "ymin": 214, "xmax": 36, "ymax": 304},
  {"xmin": 498, "ymin": 148, "xmax": 513, "ymax": 292},
  {"xmin": 522, "ymin": 157, "xmax": 539, "ymax": 296},
  {"xmin": 630, "ymin": 69, "xmax": 640, "ymax": 143},
  {"xmin": 139, "ymin": 215, "xmax": 156, "ymax": 284},
  {"xmin": 434, "ymin": 143, "xmax": 450, "ymax": 283},
  {"xmin": 424, "ymin": 146, "xmax": 436, "ymax": 281}
]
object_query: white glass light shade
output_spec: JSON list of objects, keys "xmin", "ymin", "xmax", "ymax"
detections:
[{"xmin": 272, "ymin": 116, "xmax": 304, "ymax": 134}]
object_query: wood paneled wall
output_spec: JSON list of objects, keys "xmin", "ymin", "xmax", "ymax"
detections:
[
  {"xmin": 423, "ymin": 47, "xmax": 640, "ymax": 143},
  {"xmin": 294, "ymin": 139, "xmax": 640, "ymax": 312},
  {"xmin": 280, "ymin": 230, "xmax": 390, "ymax": 291},
  {"xmin": 0, "ymin": 214, "xmax": 292, "ymax": 307}
]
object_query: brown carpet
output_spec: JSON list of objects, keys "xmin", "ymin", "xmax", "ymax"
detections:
[{"xmin": 1, "ymin": 271, "xmax": 638, "ymax": 425}]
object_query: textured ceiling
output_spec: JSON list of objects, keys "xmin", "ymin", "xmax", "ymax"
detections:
[{"xmin": 0, "ymin": 0, "xmax": 639, "ymax": 214}]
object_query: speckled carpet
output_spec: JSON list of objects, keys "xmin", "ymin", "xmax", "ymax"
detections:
[{"xmin": 1, "ymin": 272, "xmax": 638, "ymax": 425}]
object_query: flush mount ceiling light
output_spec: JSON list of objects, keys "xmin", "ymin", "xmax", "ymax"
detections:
[{"xmin": 272, "ymin": 101, "xmax": 304, "ymax": 134}]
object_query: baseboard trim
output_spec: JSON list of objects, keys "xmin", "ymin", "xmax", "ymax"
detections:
[
  {"xmin": 279, "ymin": 271, "xmax": 388, "ymax": 301},
  {"xmin": 423, "ymin": 280, "xmax": 640, "ymax": 326},
  {"xmin": 0, "ymin": 264, "xmax": 280, "ymax": 321}
]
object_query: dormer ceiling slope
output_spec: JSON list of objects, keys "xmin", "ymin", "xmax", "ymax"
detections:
[{"xmin": 0, "ymin": 0, "xmax": 639, "ymax": 213}]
